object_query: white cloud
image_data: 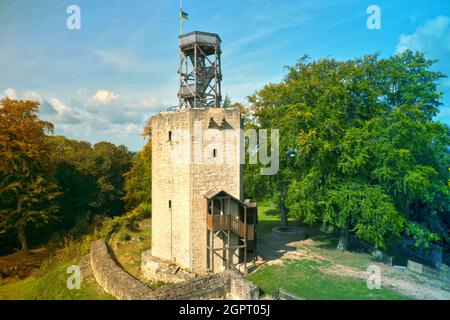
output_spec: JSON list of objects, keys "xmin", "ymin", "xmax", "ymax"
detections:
[
  {"xmin": 2, "ymin": 88, "xmax": 18, "ymax": 99},
  {"xmin": 2, "ymin": 87, "xmax": 160, "ymax": 150},
  {"xmin": 23, "ymin": 91, "xmax": 57, "ymax": 115},
  {"xmin": 92, "ymin": 89, "xmax": 120, "ymax": 104},
  {"xmin": 49, "ymin": 98, "xmax": 82, "ymax": 124},
  {"xmin": 124, "ymin": 123, "xmax": 141, "ymax": 135},
  {"xmin": 396, "ymin": 16, "xmax": 450, "ymax": 124},
  {"xmin": 397, "ymin": 16, "xmax": 450, "ymax": 54},
  {"xmin": 22, "ymin": 90, "xmax": 44, "ymax": 102}
]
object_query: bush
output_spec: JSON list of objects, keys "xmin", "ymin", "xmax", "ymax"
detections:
[
  {"xmin": 36, "ymin": 235, "xmax": 91, "ymax": 277},
  {"xmin": 95, "ymin": 207, "xmax": 151, "ymax": 240},
  {"xmin": 33, "ymin": 207, "xmax": 150, "ymax": 278}
]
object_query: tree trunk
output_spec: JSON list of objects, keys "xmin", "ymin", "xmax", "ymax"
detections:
[
  {"xmin": 280, "ymin": 203, "xmax": 288, "ymax": 227},
  {"xmin": 336, "ymin": 226, "xmax": 348, "ymax": 251},
  {"xmin": 17, "ymin": 225, "xmax": 28, "ymax": 253},
  {"xmin": 16, "ymin": 199, "xmax": 28, "ymax": 253}
]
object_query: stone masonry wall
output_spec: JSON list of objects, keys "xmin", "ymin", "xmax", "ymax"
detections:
[
  {"xmin": 90, "ymin": 239, "xmax": 259, "ymax": 300},
  {"xmin": 90, "ymin": 239, "xmax": 154, "ymax": 300},
  {"xmin": 151, "ymin": 110, "xmax": 192, "ymax": 269},
  {"xmin": 191, "ymin": 108, "xmax": 243, "ymax": 273},
  {"xmin": 150, "ymin": 108, "xmax": 243, "ymax": 274}
]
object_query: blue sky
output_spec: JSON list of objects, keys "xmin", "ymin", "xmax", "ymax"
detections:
[{"xmin": 0, "ymin": 0, "xmax": 449, "ymax": 151}]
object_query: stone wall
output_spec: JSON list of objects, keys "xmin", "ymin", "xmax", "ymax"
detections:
[
  {"xmin": 150, "ymin": 110, "xmax": 192, "ymax": 269},
  {"xmin": 150, "ymin": 108, "xmax": 243, "ymax": 274},
  {"xmin": 150, "ymin": 273, "xmax": 230, "ymax": 300},
  {"xmin": 90, "ymin": 239, "xmax": 154, "ymax": 300},
  {"xmin": 228, "ymin": 272, "xmax": 260, "ymax": 300},
  {"xmin": 407, "ymin": 260, "xmax": 450, "ymax": 282},
  {"xmin": 141, "ymin": 250, "xmax": 195, "ymax": 284},
  {"xmin": 190, "ymin": 108, "xmax": 243, "ymax": 273},
  {"xmin": 90, "ymin": 239, "xmax": 259, "ymax": 300}
]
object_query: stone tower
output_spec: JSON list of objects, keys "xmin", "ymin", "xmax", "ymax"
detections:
[{"xmin": 149, "ymin": 32, "xmax": 256, "ymax": 275}]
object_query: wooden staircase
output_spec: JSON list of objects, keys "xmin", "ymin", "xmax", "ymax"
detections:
[{"xmin": 206, "ymin": 214, "xmax": 254, "ymax": 240}]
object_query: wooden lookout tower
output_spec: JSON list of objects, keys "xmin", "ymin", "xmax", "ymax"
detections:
[
  {"xmin": 150, "ymin": 31, "xmax": 257, "ymax": 275},
  {"xmin": 178, "ymin": 31, "xmax": 222, "ymax": 109}
]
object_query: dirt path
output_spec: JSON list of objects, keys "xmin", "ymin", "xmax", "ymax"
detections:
[
  {"xmin": 256, "ymin": 232, "xmax": 450, "ymax": 300},
  {"xmin": 323, "ymin": 262, "xmax": 450, "ymax": 300},
  {"xmin": 0, "ymin": 247, "xmax": 49, "ymax": 280}
]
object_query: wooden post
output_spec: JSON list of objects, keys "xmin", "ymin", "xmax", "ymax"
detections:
[
  {"xmin": 185, "ymin": 49, "xmax": 188, "ymax": 107},
  {"xmin": 214, "ymin": 45, "xmax": 218, "ymax": 107}
]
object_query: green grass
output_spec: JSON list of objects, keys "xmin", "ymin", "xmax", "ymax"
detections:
[
  {"xmin": 0, "ymin": 210, "xmax": 153, "ymax": 300},
  {"xmin": 257, "ymin": 201, "xmax": 296, "ymax": 241},
  {"xmin": 248, "ymin": 258, "xmax": 411, "ymax": 300},
  {"xmin": 109, "ymin": 218, "xmax": 152, "ymax": 280},
  {"xmin": 249, "ymin": 202, "xmax": 413, "ymax": 300},
  {"xmin": 0, "ymin": 262, "xmax": 113, "ymax": 300}
]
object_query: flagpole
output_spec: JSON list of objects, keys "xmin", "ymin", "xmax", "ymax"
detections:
[{"xmin": 180, "ymin": 0, "xmax": 183, "ymax": 35}]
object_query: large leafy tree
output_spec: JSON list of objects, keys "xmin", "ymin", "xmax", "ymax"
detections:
[
  {"xmin": 47, "ymin": 136, "xmax": 133, "ymax": 231},
  {"xmin": 0, "ymin": 99, "xmax": 59, "ymax": 252},
  {"xmin": 123, "ymin": 140, "xmax": 152, "ymax": 211},
  {"xmin": 249, "ymin": 51, "xmax": 450, "ymax": 250}
]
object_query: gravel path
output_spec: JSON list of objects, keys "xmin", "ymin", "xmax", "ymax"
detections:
[{"xmin": 255, "ymin": 232, "xmax": 450, "ymax": 300}]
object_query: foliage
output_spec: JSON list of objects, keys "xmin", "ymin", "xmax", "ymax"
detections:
[
  {"xmin": 96, "ymin": 206, "xmax": 150, "ymax": 240},
  {"xmin": 0, "ymin": 99, "xmax": 134, "ymax": 253},
  {"xmin": 0, "ymin": 231, "xmax": 112, "ymax": 300},
  {"xmin": 0, "ymin": 99, "xmax": 60, "ymax": 251},
  {"xmin": 321, "ymin": 183, "xmax": 404, "ymax": 249},
  {"xmin": 222, "ymin": 94, "xmax": 232, "ymax": 108},
  {"xmin": 123, "ymin": 141, "xmax": 151, "ymax": 211},
  {"xmin": 248, "ymin": 207, "xmax": 411, "ymax": 300},
  {"xmin": 46, "ymin": 135, "xmax": 133, "ymax": 238},
  {"xmin": 36, "ymin": 235, "xmax": 92, "ymax": 276},
  {"xmin": 247, "ymin": 51, "xmax": 450, "ymax": 249}
]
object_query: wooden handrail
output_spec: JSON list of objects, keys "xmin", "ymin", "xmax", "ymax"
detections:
[{"xmin": 206, "ymin": 214, "xmax": 254, "ymax": 240}]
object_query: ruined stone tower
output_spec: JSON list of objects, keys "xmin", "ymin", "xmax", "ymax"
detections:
[{"xmin": 150, "ymin": 32, "xmax": 257, "ymax": 275}]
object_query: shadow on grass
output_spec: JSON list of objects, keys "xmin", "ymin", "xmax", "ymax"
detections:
[
  {"xmin": 263, "ymin": 208, "xmax": 280, "ymax": 217},
  {"xmin": 256, "ymin": 219, "xmax": 305, "ymax": 264}
]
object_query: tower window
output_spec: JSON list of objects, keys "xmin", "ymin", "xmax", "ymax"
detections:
[
  {"xmin": 168, "ymin": 131, "xmax": 172, "ymax": 142},
  {"xmin": 213, "ymin": 149, "xmax": 217, "ymax": 158},
  {"xmin": 169, "ymin": 200, "xmax": 172, "ymax": 209}
]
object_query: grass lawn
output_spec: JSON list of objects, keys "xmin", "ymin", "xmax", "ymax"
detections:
[
  {"xmin": 0, "ymin": 261, "xmax": 113, "ymax": 300},
  {"xmin": 108, "ymin": 218, "xmax": 164, "ymax": 289},
  {"xmin": 248, "ymin": 202, "xmax": 413, "ymax": 300},
  {"xmin": 248, "ymin": 258, "xmax": 410, "ymax": 300},
  {"xmin": 109, "ymin": 218, "xmax": 152, "ymax": 279}
]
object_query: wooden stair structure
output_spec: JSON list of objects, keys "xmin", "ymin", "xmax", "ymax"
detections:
[
  {"xmin": 206, "ymin": 214, "xmax": 255, "ymax": 241},
  {"xmin": 204, "ymin": 190, "xmax": 257, "ymax": 274}
]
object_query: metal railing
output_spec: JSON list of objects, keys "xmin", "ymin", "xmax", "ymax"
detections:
[{"xmin": 272, "ymin": 289, "xmax": 304, "ymax": 300}]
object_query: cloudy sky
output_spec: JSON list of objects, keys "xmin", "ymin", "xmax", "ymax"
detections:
[{"xmin": 0, "ymin": 0, "xmax": 449, "ymax": 151}]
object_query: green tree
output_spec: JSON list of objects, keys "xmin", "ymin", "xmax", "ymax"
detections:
[
  {"xmin": 0, "ymin": 99, "xmax": 60, "ymax": 252},
  {"xmin": 249, "ymin": 51, "xmax": 449, "ymax": 250},
  {"xmin": 43, "ymin": 135, "xmax": 133, "ymax": 242},
  {"xmin": 123, "ymin": 141, "xmax": 152, "ymax": 211},
  {"xmin": 222, "ymin": 94, "xmax": 232, "ymax": 108}
]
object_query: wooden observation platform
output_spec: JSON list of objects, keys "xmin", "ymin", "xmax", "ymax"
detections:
[{"xmin": 205, "ymin": 190, "xmax": 257, "ymax": 273}]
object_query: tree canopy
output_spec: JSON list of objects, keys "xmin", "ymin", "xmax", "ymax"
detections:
[
  {"xmin": 0, "ymin": 99, "xmax": 59, "ymax": 251},
  {"xmin": 0, "ymin": 99, "xmax": 136, "ymax": 253},
  {"xmin": 123, "ymin": 140, "xmax": 151, "ymax": 212},
  {"xmin": 247, "ymin": 51, "xmax": 450, "ymax": 250}
]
